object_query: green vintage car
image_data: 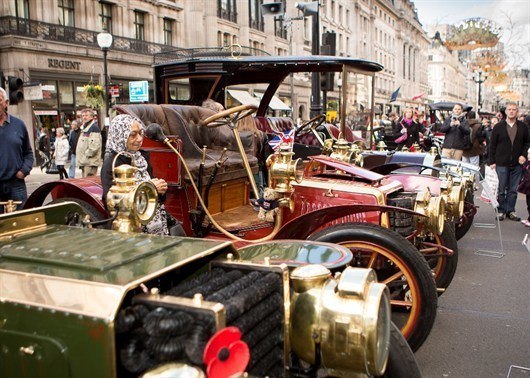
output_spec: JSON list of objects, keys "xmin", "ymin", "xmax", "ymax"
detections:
[{"xmin": 0, "ymin": 202, "xmax": 420, "ymax": 377}]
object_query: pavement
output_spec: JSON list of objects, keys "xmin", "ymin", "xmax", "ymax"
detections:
[
  {"xmin": 415, "ymin": 188, "xmax": 530, "ymax": 377},
  {"xmin": 22, "ymin": 169, "xmax": 530, "ymax": 377}
]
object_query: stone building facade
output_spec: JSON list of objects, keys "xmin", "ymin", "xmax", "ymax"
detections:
[{"xmin": 1, "ymin": 0, "xmax": 434, "ymax": 151}]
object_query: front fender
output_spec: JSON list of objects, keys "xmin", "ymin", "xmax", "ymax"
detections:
[
  {"xmin": 276, "ymin": 204, "xmax": 425, "ymax": 240},
  {"xmin": 24, "ymin": 178, "xmax": 106, "ymax": 218}
]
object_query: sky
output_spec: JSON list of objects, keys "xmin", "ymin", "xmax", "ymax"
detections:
[{"xmin": 413, "ymin": 0, "xmax": 530, "ymax": 69}]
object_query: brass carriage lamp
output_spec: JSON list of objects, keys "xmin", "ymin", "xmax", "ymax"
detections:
[
  {"xmin": 414, "ymin": 188, "xmax": 445, "ymax": 235},
  {"xmin": 440, "ymin": 177, "xmax": 465, "ymax": 219},
  {"xmin": 268, "ymin": 144, "xmax": 304, "ymax": 210},
  {"xmin": 106, "ymin": 164, "xmax": 158, "ymax": 233}
]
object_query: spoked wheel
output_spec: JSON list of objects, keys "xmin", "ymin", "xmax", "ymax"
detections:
[
  {"xmin": 416, "ymin": 220, "xmax": 458, "ymax": 294},
  {"xmin": 295, "ymin": 114, "xmax": 326, "ymax": 137},
  {"xmin": 455, "ymin": 190, "xmax": 476, "ymax": 240},
  {"xmin": 309, "ymin": 223, "xmax": 437, "ymax": 352}
]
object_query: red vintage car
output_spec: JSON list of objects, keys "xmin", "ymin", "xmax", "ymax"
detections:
[{"xmin": 26, "ymin": 51, "xmax": 444, "ymax": 351}]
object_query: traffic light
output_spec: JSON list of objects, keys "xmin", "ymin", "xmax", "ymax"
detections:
[{"xmin": 8, "ymin": 76, "xmax": 24, "ymax": 105}]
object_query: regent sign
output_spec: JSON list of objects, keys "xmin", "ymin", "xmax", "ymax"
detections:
[{"xmin": 48, "ymin": 59, "xmax": 81, "ymax": 70}]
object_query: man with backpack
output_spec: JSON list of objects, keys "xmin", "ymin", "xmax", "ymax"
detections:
[{"xmin": 463, "ymin": 111, "xmax": 486, "ymax": 167}]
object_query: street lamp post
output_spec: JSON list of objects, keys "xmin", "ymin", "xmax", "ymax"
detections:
[
  {"xmin": 97, "ymin": 30, "xmax": 113, "ymax": 121},
  {"xmin": 473, "ymin": 68, "xmax": 488, "ymax": 113},
  {"xmin": 337, "ymin": 77, "xmax": 342, "ymax": 123}
]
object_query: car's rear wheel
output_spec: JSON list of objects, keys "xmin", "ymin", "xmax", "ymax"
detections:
[{"xmin": 309, "ymin": 223, "xmax": 437, "ymax": 352}]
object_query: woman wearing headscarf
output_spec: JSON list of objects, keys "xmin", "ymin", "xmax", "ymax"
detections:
[{"xmin": 101, "ymin": 114, "xmax": 169, "ymax": 235}]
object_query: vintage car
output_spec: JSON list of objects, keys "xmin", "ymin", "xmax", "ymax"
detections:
[
  {"xmin": 0, "ymin": 201, "xmax": 422, "ymax": 377},
  {"xmin": 25, "ymin": 50, "xmax": 441, "ymax": 351}
]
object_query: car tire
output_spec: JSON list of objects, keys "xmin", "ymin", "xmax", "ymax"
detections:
[{"xmin": 382, "ymin": 322, "xmax": 422, "ymax": 377}]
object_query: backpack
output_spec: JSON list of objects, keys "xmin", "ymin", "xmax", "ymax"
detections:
[{"xmin": 462, "ymin": 127, "xmax": 473, "ymax": 150}]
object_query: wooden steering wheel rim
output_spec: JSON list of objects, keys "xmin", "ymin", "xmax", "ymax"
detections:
[
  {"xmin": 202, "ymin": 104, "xmax": 258, "ymax": 128},
  {"xmin": 296, "ymin": 114, "xmax": 326, "ymax": 135}
]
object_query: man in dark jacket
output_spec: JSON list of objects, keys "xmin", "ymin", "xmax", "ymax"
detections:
[
  {"xmin": 489, "ymin": 102, "xmax": 530, "ymax": 221},
  {"xmin": 440, "ymin": 103, "xmax": 470, "ymax": 161},
  {"xmin": 68, "ymin": 120, "xmax": 81, "ymax": 178}
]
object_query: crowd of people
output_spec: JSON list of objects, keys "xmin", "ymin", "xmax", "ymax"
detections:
[{"xmin": 382, "ymin": 102, "xmax": 530, "ymax": 225}]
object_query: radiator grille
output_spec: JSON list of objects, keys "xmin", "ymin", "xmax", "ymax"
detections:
[{"xmin": 115, "ymin": 264, "xmax": 286, "ymax": 377}]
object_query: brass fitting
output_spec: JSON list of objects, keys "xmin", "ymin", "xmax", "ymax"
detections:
[
  {"xmin": 106, "ymin": 164, "xmax": 158, "ymax": 233},
  {"xmin": 414, "ymin": 188, "xmax": 445, "ymax": 235},
  {"xmin": 330, "ymin": 139, "xmax": 364, "ymax": 167},
  {"xmin": 376, "ymin": 141, "xmax": 388, "ymax": 151},
  {"xmin": 290, "ymin": 265, "xmax": 390, "ymax": 376},
  {"xmin": 440, "ymin": 177, "xmax": 465, "ymax": 219},
  {"xmin": 268, "ymin": 145, "xmax": 304, "ymax": 211}
]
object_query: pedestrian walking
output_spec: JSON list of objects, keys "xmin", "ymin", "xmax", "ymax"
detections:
[
  {"xmin": 488, "ymin": 102, "xmax": 530, "ymax": 221},
  {"xmin": 76, "ymin": 108, "xmax": 102, "ymax": 177},
  {"xmin": 0, "ymin": 87, "xmax": 34, "ymax": 212},
  {"xmin": 53, "ymin": 127, "xmax": 69, "ymax": 180},
  {"xmin": 462, "ymin": 111, "xmax": 486, "ymax": 167},
  {"xmin": 68, "ymin": 120, "xmax": 81, "ymax": 178},
  {"xmin": 440, "ymin": 103, "xmax": 470, "ymax": 161}
]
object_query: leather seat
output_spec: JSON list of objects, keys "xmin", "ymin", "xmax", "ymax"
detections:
[{"xmin": 115, "ymin": 104, "xmax": 258, "ymax": 183}]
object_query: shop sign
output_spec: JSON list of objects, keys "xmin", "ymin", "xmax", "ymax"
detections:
[
  {"xmin": 109, "ymin": 85, "xmax": 120, "ymax": 98},
  {"xmin": 24, "ymin": 84, "xmax": 43, "ymax": 101},
  {"xmin": 48, "ymin": 59, "xmax": 81, "ymax": 70},
  {"xmin": 129, "ymin": 81, "xmax": 149, "ymax": 103},
  {"xmin": 34, "ymin": 110, "xmax": 58, "ymax": 116}
]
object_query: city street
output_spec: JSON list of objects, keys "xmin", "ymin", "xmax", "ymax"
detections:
[{"xmin": 25, "ymin": 167, "xmax": 530, "ymax": 377}]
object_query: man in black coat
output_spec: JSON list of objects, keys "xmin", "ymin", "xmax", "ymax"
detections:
[{"xmin": 488, "ymin": 102, "xmax": 530, "ymax": 221}]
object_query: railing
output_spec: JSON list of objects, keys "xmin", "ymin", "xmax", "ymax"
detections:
[
  {"xmin": 0, "ymin": 16, "xmax": 176, "ymax": 56},
  {"xmin": 154, "ymin": 46, "xmax": 270, "ymax": 64}
]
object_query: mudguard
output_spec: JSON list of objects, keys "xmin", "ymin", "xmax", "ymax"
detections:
[
  {"xmin": 275, "ymin": 204, "xmax": 426, "ymax": 240},
  {"xmin": 24, "ymin": 179, "xmax": 107, "ymax": 218},
  {"xmin": 370, "ymin": 162, "xmax": 446, "ymax": 176}
]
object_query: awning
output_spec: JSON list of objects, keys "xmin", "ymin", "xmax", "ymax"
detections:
[
  {"xmin": 227, "ymin": 89, "xmax": 259, "ymax": 106},
  {"xmin": 255, "ymin": 93, "xmax": 291, "ymax": 111}
]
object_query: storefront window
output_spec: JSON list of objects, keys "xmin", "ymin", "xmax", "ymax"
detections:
[
  {"xmin": 59, "ymin": 81, "xmax": 74, "ymax": 105},
  {"xmin": 33, "ymin": 80, "xmax": 58, "ymax": 109},
  {"xmin": 75, "ymin": 82, "xmax": 91, "ymax": 109}
]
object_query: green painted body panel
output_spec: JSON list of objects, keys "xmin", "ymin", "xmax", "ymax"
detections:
[
  {"xmin": 0, "ymin": 302, "xmax": 114, "ymax": 378},
  {"xmin": 0, "ymin": 225, "xmax": 233, "ymax": 285}
]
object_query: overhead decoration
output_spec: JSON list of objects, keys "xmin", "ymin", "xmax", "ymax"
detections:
[{"xmin": 445, "ymin": 18, "xmax": 501, "ymax": 51}]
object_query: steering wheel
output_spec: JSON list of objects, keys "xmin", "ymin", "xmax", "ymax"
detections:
[
  {"xmin": 295, "ymin": 114, "xmax": 326, "ymax": 136},
  {"xmin": 202, "ymin": 104, "xmax": 257, "ymax": 128}
]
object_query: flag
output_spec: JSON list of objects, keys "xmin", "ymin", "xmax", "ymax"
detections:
[
  {"xmin": 268, "ymin": 129, "xmax": 295, "ymax": 151},
  {"xmin": 390, "ymin": 86, "xmax": 401, "ymax": 102},
  {"xmin": 412, "ymin": 92, "xmax": 425, "ymax": 101}
]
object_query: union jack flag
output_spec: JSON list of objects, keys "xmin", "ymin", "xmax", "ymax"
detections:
[{"xmin": 267, "ymin": 129, "xmax": 295, "ymax": 151}]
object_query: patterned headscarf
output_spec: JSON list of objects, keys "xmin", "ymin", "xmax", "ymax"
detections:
[
  {"xmin": 107, "ymin": 114, "xmax": 168, "ymax": 235},
  {"xmin": 107, "ymin": 114, "xmax": 149, "ymax": 182}
]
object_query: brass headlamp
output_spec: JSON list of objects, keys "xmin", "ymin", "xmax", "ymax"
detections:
[
  {"xmin": 440, "ymin": 176, "xmax": 465, "ymax": 219},
  {"xmin": 267, "ymin": 144, "xmax": 304, "ymax": 210},
  {"xmin": 290, "ymin": 265, "xmax": 391, "ymax": 376},
  {"xmin": 376, "ymin": 141, "xmax": 388, "ymax": 151},
  {"xmin": 414, "ymin": 188, "xmax": 445, "ymax": 235},
  {"xmin": 106, "ymin": 160, "xmax": 158, "ymax": 233},
  {"xmin": 330, "ymin": 139, "xmax": 364, "ymax": 167}
]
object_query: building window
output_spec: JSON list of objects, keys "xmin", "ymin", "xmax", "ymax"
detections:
[
  {"xmin": 58, "ymin": 0, "xmax": 75, "ymax": 27},
  {"xmin": 99, "ymin": 2, "xmax": 113, "ymax": 33},
  {"xmin": 163, "ymin": 18, "xmax": 174, "ymax": 45},
  {"xmin": 218, "ymin": 0, "xmax": 237, "ymax": 23},
  {"xmin": 249, "ymin": 0, "xmax": 264, "ymax": 31},
  {"xmin": 14, "ymin": 0, "xmax": 30, "ymax": 19},
  {"xmin": 274, "ymin": 0, "xmax": 287, "ymax": 39},
  {"xmin": 134, "ymin": 11, "xmax": 145, "ymax": 41}
]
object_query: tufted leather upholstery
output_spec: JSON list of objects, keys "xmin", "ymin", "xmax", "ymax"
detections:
[{"xmin": 115, "ymin": 104, "xmax": 258, "ymax": 182}]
